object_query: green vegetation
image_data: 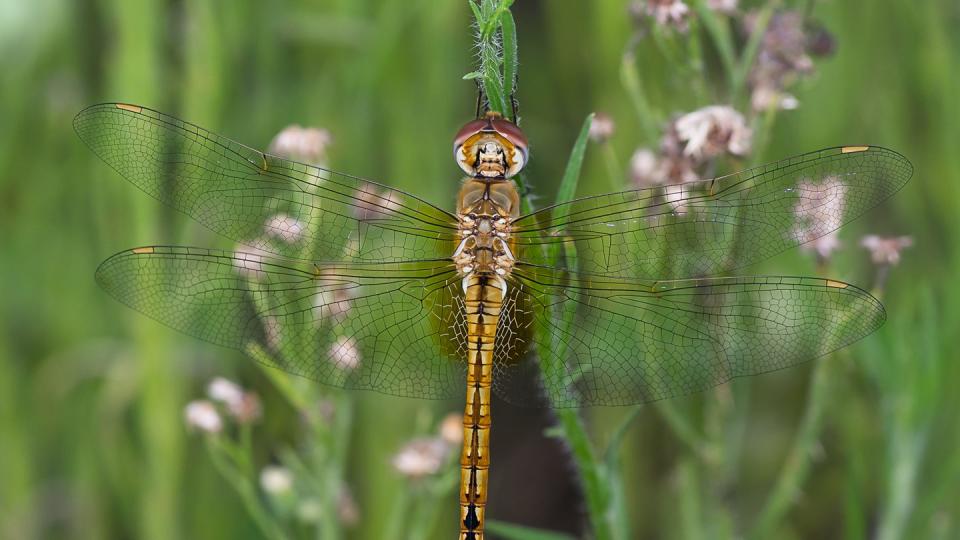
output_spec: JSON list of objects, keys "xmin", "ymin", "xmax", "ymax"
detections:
[{"xmin": 1, "ymin": 1, "xmax": 957, "ymax": 539}]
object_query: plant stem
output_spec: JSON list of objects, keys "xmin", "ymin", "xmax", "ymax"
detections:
[
  {"xmin": 749, "ymin": 358, "xmax": 833, "ymax": 539},
  {"xmin": 206, "ymin": 437, "xmax": 289, "ymax": 540},
  {"xmin": 554, "ymin": 411, "xmax": 614, "ymax": 540}
]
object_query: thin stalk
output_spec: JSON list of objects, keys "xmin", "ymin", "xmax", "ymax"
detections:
[
  {"xmin": 602, "ymin": 142, "xmax": 625, "ymax": 192},
  {"xmin": 875, "ymin": 433, "xmax": 924, "ymax": 540},
  {"xmin": 732, "ymin": 1, "xmax": 777, "ymax": 104},
  {"xmin": 206, "ymin": 438, "xmax": 289, "ymax": 540},
  {"xmin": 620, "ymin": 45, "xmax": 660, "ymax": 142},
  {"xmin": 690, "ymin": 0, "xmax": 737, "ymax": 93},
  {"xmin": 749, "ymin": 358, "xmax": 834, "ymax": 539},
  {"xmin": 554, "ymin": 411, "xmax": 614, "ymax": 540}
]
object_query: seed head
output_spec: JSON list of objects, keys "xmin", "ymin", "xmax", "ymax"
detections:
[
  {"xmin": 208, "ymin": 377, "xmax": 244, "ymax": 405},
  {"xmin": 269, "ymin": 125, "xmax": 332, "ymax": 166},
  {"xmin": 329, "ymin": 336, "xmax": 361, "ymax": 371},
  {"xmin": 184, "ymin": 400, "xmax": 223, "ymax": 434},
  {"xmin": 632, "ymin": 0, "xmax": 691, "ymax": 32},
  {"xmin": 707, "ymin": 0, "xmax": 738, "ymax": 15},
  {"xmin": 439, "ymin": 412, "xmax": 464, "ymax": 445},
  {"xmin": 588, "ymin": 113, "xmax": 616, "ymax": 143},
  {"xmin": 800, "ymin": 229, "xmax": 842, "ymax": 262},
  {"xmin": 260, "ymin": 465, "xmax": 294, "ymax": 495},
  {"xmin": 861, "ymin": 235, "xmax": 913, "ymax": 266},
  {"xmin": 791, "ymin": 176, "xmax": 847, "ymax": 246},
  {"xmin": 264, "ymin": 213, "xmax": 306, "ymax": 244},
  {"xmin": 674, "ymin": 105, "xmax": 752, "ymax": 161},
  {"xmin": 392, "ymin": 437, "xmax": 449, "ymax": 478},
  {"xmin": 232, "ymin": 243, "xmax": 272, "ymax": 280},
  {"xmin": 630, "ymin": 148, "xmax": 662, "ymax": 188},
  {"xmin": 337, "ymin": 485, "xmax": 360, "ymax": 526}
]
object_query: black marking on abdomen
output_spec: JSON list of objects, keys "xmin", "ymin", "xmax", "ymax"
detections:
[{"xmin": 464, "ymin": 501, "xmax": 481, "ymax": 530}]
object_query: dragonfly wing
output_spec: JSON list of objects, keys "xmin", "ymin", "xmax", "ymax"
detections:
[
  {"xmin": 75, "ymin": 103, "xmax": 458, "ymax": 262},
  {"xmin": 96, "ymin": 246, "xmax": 466, "ymax": 399},
  {"xmin": 494, "ymin": 264, "xmax": 885, "ymax": 407},
  {"xmin": 512, "ymin": 146, "xmax": 912, "ymax": 279}
]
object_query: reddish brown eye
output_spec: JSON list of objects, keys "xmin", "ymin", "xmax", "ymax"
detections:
[
  {"xmin": 489, "ymin": 118, "xmax": 528, "ymax": 154},
  {"xmin": 453, "ymin": 119, "xmax": 489, "ymax": 150}
]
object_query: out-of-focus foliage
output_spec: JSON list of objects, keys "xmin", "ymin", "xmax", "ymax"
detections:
[{"xmin": 0, "ymin": 1, "xmax": 957, "ymax": 539}]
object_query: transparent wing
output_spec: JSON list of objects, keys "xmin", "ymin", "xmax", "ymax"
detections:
[
  {"xmin": 512, "ymin": 146, "xmax": 912, "ymax": 279},
  {"xmin": 75, "ymin": 103, "xmax": 458, "ymax": 262},
  {"xmin": 96, "ymin": 246, "xmax": 466, "ymax": 399},
  {"xmin": 493, "ymin": 264, "xmax": 885, "ymax": 407}
]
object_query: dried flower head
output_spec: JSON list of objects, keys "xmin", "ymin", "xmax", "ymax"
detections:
[
  {"xmin": 184, "ymin": 400, "xmax": 223, "ymax": 434},
  {"xmin": 269, "ymin": 125, "xmax": 332, "ymax": 165},
  {"xmin": 232, "ymin": 243, "xmax": 272, "ymax": 280},
  {"xmin": 656, "ymin": 126, "xmax": 701, "ymax": 185},
  {"xmin": 751, "ymin": 86, "xmax": 800, "ymax": 112},
  {"xmin": 206, "ymin": 377, "xmax": 262, "ymax": 423},
  {"xmin": 258, "ymin": 314, "xmax": 284, "ymax": 352},
  {"xmin": 707, "ymin": 0, "xmax": 737, "ymax": 15},
  {"xmin": 640, "ymin": 0, "xmax": 691, "ymax": 32},
  {"xmin": 260, "ymin": 465, "xmax": 294, "ymax": 495},
  {"xmin": 439, "ymin": 412, "xmax": 464, "ymax": 445},
  {"xmin": 861, "ymin": 235, "xmax": 913, "ymax": 266},
  {"xmin": 588, "ymin": 113, "xmax": 616, "ymax": 143},
  {"xmin": 674, "ymin": 105, "xmax": 752, "ymax": 161},
  {"xmin": 337, "ymin": 485, "xmax": 360, "ymax": 526},
  {"xmin": 229, "ymin": 392, "xmax": 263, "ymax": 424},
  {"xmin": 392, "ymin": 437, "xmax": 449, "ymax": 478},
  {"xmin": 791, "ymin": 176, "xmax": 847, "ymax": 245},
  {"xmin": 800, "ymin": 229, "xmax": 842, "ymax": 262},
  {"xmin": 208, "ymin": 377, "xmax": 244, "ymax": 405},
  {"xmin": 313, "ymin": 282, "xmax": 355, "ymax": 324},
  {"xmin": 630, "ymin": 148, "xmax": 662, "ymax": 188},
  {"xmin": 264, "ymin": 213, "xmax": 305, "ymax": 244},
  {"xmin": 352, "ymin": 183, "xmax": 401, "ymax": 221},
  {"xmin": 329, "ymin": 336, "xmax": 361, "ymax": 371},
  {"xmin": 663, "ymin": 184, "xmax": 689, "ymax": 216},
  {"xmin": 746, "ymin": 11, "xmax": 835, "ymax": 112}
]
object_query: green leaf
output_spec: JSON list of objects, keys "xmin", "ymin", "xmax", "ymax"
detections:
[
  {"xmin": 548, "ymin": 113, "xmax": 594, "ymax": 265},
  {"xmin": 555, "ymin": 113, "xmax": 594, "ymax": 207},
  {"xmin": 485, "ymin": 520, "xmax": 577, "ymax": 540},
  {"xmin": 500, "ymin": 9, "xmax": 518, "ymax": 118},
  {"xmin": 468, "ymin": 0, "xmax": 483, "ymax": 25},
  {"xmin": 462, "ymin": 70, "xmax": 483, "ymax": 80}
]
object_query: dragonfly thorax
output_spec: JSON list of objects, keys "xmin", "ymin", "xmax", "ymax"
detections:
[{"xmin": 454, "ymin": 180, "xmax": 519, "ymax": 287}]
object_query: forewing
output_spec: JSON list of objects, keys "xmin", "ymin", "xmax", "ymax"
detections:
[
  {"xmin": 494, "ymin": 264, "xmax": 885, "ymax": 407},
  {"xmin": 75, "ymin": 103, "xmax": 458, "ymax": 262},
  {"xmin": 96, "ymin": 246, "xmax": 466, "ymax": 399},
  {"xmin": 512, "ymin": 147, "xmax": 912, "ymax": 279}
]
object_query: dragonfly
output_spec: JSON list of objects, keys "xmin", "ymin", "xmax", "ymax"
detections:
[{"xmin": 75, "ymin": 102, "xmax": 911, "ymax": 540}]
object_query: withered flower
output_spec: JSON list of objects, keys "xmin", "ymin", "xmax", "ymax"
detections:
[
  {"xmin": 631, "ymin": 0, "xmax": 691, "ymax": 32},
  {"xmin": 674, "ymin": 105, "xmax": 752, "ymax": 161},
  {"xmin": 269, "ymin": 125, "xmax": 332, "ymax": 166},
  {"xmin": 184, "ymin": 400, "xmax": 223, "ymax": 434},
  {"xmin": 861, "ymin": 235, "xmax": 913, "ymax": 266},
  {"xmin": 588, "ymin": 113, "xmax": 616, "ymax": 143},
  {"xmin": 392, "ymin": 437, "xmax": 450, "ymax": 478}
]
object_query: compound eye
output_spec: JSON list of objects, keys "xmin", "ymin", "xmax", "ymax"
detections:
[
  {"xmin": 453, "ymin": 119, "xmax": 488, "ymax": 153},
  {"xmin": 490, "ymin": 118, "xmax": 529, "ymax": 177},
  {"xmin": 453, "ymin": 119, "xmax": 489, "ymax": 176}
]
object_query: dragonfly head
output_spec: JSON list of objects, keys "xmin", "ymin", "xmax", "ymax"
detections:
[{"xmin": 453, "ymin": 111, "xmax": 528, "ymax": 179}]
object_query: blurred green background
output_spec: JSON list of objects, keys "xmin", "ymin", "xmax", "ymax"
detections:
[{"xmin": 1, "ymin": 0, "xmax": 958, "ymax": 539}]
